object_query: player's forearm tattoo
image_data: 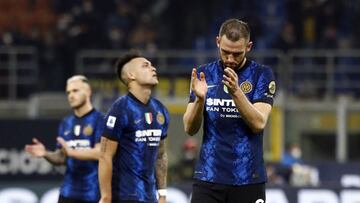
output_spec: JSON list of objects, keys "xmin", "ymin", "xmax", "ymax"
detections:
[
  {"xmin": 100, "ymin": 137, "xmax": 108, "ymax": 153},
  {"xmin": 156, "ymin": 141, "xmax": 168, "ymax": 189}
]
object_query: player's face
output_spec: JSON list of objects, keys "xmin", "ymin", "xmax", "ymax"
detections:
[
  {"xmin": 66, "ymin": 80, "xmax": 90, "ymax": 109},
  {"xmin": 217, "ymin": 35, "xmax": 252, "ymax": 69},
  {"xmin": 131, "ymin": 57, "xmax": 158, "ymax": 86}
]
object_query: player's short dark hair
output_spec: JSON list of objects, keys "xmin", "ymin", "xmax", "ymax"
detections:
[
  {"xmin": 219, "ymin": 18, "xmax": 250, "ymax": 42},
  {"xmin": 115, "ymin": 50, "xmax": 143, "ymax": 84}
]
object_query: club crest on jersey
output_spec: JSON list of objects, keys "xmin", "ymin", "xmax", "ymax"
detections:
[
  {"xmin": 269, "ymin": 81, "xmax": 276, "ymax": 94},
  {"xmin": 156, "ymin": 112, "xmax": 165, "ymax": 125},
  {"xmin": 145, "ymin": 112, "xmax": 153, "ymax": 124},
  {"xmin": 83, "ymin": 125, "xmax": 93, "ymax": 136},
  {"xmin": 240, "ymin": 81, "xmax": 252, "ymax": 93}
]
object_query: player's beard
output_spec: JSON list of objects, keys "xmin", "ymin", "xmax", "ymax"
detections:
[
  {"xmin": 221, "ymin": 58, "xmax": 244, "ymax": 70},
  {"xmin": 71, "ymin": 98, "xmax": 87, "ymax": 110}
]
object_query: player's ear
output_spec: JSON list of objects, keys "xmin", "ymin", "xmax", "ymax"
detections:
[
  {"xmin": 247, "ymin": 41, "xmax": 253, "ymax": 52},
  {"xmin": 127, "ymin": 70, "xmax": 136, "ymax": 81},
  {"xmin": 216, "ymin": 36, "xmax": 220, "ymax": 48}
]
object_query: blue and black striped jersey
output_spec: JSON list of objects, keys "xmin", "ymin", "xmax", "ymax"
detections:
[
  {"xmin": 103, "ymin": 93, "xmax": 169, "ymax": 203},
  {"xmin": 57, "ymin": 109, "xmax": 104, "ymax": 201},
  {"xmin": 189, "ymin": 59, "xmax": 276, "ymax": 186}
]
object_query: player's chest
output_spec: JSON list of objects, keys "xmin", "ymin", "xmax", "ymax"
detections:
[{"xmin": 62, "ymin": 121, "xmax": 96, "ymax": 139}]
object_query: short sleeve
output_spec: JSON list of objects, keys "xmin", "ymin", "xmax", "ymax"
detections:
[
  {"xmin": 56, "ymin": 120, "xmax": 65, "ymax": 149},
  {"xmin": 94, "ymin": 113, "xmax": 105, "ymax": 143},
  {"xmin": 103, "ymin": 103, "xmax": 126, "ymax": 141},
  {"xmin": 252, "ymin": 66, "xmax": 276, "ymax": 105},
  {"xmin": 161, "ymin": 107, "xmax": 170, "ymax": 140}
]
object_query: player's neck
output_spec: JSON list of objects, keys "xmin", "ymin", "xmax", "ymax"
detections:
[
  {"xmin": 129, "ymin": 86, "xmax": 152, "ymax": 104},
  {"xmin": 239, "ymin": 57, "xmax": 247, "ymax": 70},
  {"xmin": 74, "ymin": 102, "xmax": 93, "ymax": 117}
]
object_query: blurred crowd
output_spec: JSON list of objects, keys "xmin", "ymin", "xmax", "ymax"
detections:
[{"xmin": 0, "ymin": 0, "xmax": 359, "ymax": 91}]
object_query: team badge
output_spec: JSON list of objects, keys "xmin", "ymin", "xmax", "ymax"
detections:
[
  {"xmin": 83, "ymin": 125, "xmax": 93, "ymax": 136},
  {"xmin": 156, "ymin": 112, "xmax": 165, "ymax": 125},
  {"xmin": 145, "ymin": 112, "xmax": 153, "ymax": 124},
  {"xmin": 240, "ymin": 81, "xmax": 252, "ymax": 93},
  {"xmin": 269, "ymin": 81, "xmax": 276, "ymax": 94},
  {"xmin": 223, "ymin": 85, "xmax": 229, "ymax": 94}
]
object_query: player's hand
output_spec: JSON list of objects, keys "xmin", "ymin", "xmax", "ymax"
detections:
[
  {"xmin": 25, "ymin": 138, "xmax": 46, "ymax": 157},
  {"xmin": 222, "ymin": 67, "xmax": 240, "ymax": 94},
  {"xmin": 158, "ymin": 196, "xmax": 166, "ymax": 203},
  {"xmin": 191, "ymin": 68, "xmax": 207, "ymax": 99},
  {"xmin": 57, "ymin": 137, "xmax": 75, "ymax": 157}
]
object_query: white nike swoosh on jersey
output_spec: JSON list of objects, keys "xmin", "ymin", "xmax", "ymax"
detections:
[
  {"xmin": 207, "ymin": 85, "xmax": 217, "ymax": 88},
  {"xmin": 134, "ymin": 119, "xmax": 143, "ymax": 124}
]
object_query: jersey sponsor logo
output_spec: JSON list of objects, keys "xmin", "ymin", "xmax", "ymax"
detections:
[
  {"xmin": 206, "ymin": 98, "xmax": 236, "ymax": 107},
  {"xmin": 135, "ymin": 129, "xmax": 162, "ymax": 145},
  {"xmin": 206, "ymin": 97, "xmax": 240, "ymax": 116},
  {"xmin": 83, "ymin": 125, "xmax": 93, "ymax": 136},
  {"xmin": 74, "ymin": 125, "xmax": 81, "ymax": 136},
  {"xmin": 156, "ymin": 112, "xmax": 165, "ymax": 125},
  {"xmin": 135, "ymin": 129, "xmax": 162, "ymax": 137},
  {"xmin": 106, "ymin": 116, "xmax": 116, "ymax": 129},
  {"xmin": 240, "ymin": 81, "xmax": 253, "ymax": 93},
  {"xmin": 66, "ymin": 139, "xmax": 91, "ymax": 149},
  {"xmin": 269, "ymin": 81, "xmax": 276, "ymax": 94},
  {"xmin": 145, "ymin": 112, "xmax": 153, "ymax": 124}
]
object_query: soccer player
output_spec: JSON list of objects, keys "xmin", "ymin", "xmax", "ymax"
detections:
[
  {"xmin": 98, "ymin": 51, "xmax": 169, "ymax": 203},
  {"xmin": 25, "ymin": 75, "xmax": 104, "ymax": 203},
  {"xmin": 183, "ymin": 18, "xmax": 276, "ymax": 203}
]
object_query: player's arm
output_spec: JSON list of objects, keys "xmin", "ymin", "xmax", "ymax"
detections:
[
  {"xmin": 183, "ymin": 100, "xmax": 205, "ymax": 135},
  {"xmin": 98, "ymin": 136, "xmax": 118, "ymax": 203},
  {"xmin": 57, "ymin": 137, "xmax": 100, "ymax": 160},
  {"xmin": 232, "ymin": 93, "xmax": 272, "ymax": 133},
  {"xmin": 156, "ymin": 139, "xmax": 168, "ymax": 203},
  {"xmin": 25, "ymin": 138, "xmax": 66, "ymax": 165},
  {"xmin": 183, "ymin": 68, "xmax": 207, "ymax": 135},
  {"xmin": 223, "ymin": 67, "xmax": 272, "ymax": 133}
]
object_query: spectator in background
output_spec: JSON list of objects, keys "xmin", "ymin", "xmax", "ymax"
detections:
[
  {"xmin": 179, "ymin": 137, "xmax": 198, "ymax": 181},
  {"xmin": 281, "ymin": 143, "xmax": 319, "ymax": 186},
  {"xmin": 274, "ymin": 22, "xmax": 298, "ymax": 52},
  {"xmin": 25, "ymin": 75, "xmax": 104, "ymax": 203},
  {"xmin": 281, "ymin": 143, "xmax": 303, "ymax": 168}
]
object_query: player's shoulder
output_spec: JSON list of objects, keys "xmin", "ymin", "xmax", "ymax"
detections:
[
  {"xmin": 249, "ymin": 59, "xmax": 273, "ymax": 72},
  {"xmin": 150, "ymin": 97, "xmax": 167, "ymax": 110},
  {"xmin": 62, "ymin": 114, "xmax": 74, "ymax": 122},
  {"xmin": 111, "ymin": 94, "xmax": 129, "ymax": 106},
  {"xmin": 106, "ymin": 94, "xmax": 130, "ymax": 115},
  {"xmin": 93, "ymin": 108, "xmax": 105, "ymax": 119},
  {"xmin": 197, "ymin": 60, "xmax": 220, "ymax": 72}
]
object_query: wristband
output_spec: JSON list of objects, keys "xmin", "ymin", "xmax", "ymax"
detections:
[{"xmin": 157, "ymin": 189, "xmax": 167, "ymax": 196}]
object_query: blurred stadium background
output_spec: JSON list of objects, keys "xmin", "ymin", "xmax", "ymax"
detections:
[{"xmin": 0, "ymin": 0, "xmax": 360, "ymax": 202}]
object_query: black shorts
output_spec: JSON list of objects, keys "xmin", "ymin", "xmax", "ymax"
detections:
[
  {"xmin": 191, "ymin": 180, "xmax": 265, "ymax": 203},
  {"xmin": 58, "ymin": 195, "xmax": 98, "ymax": 203}
]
